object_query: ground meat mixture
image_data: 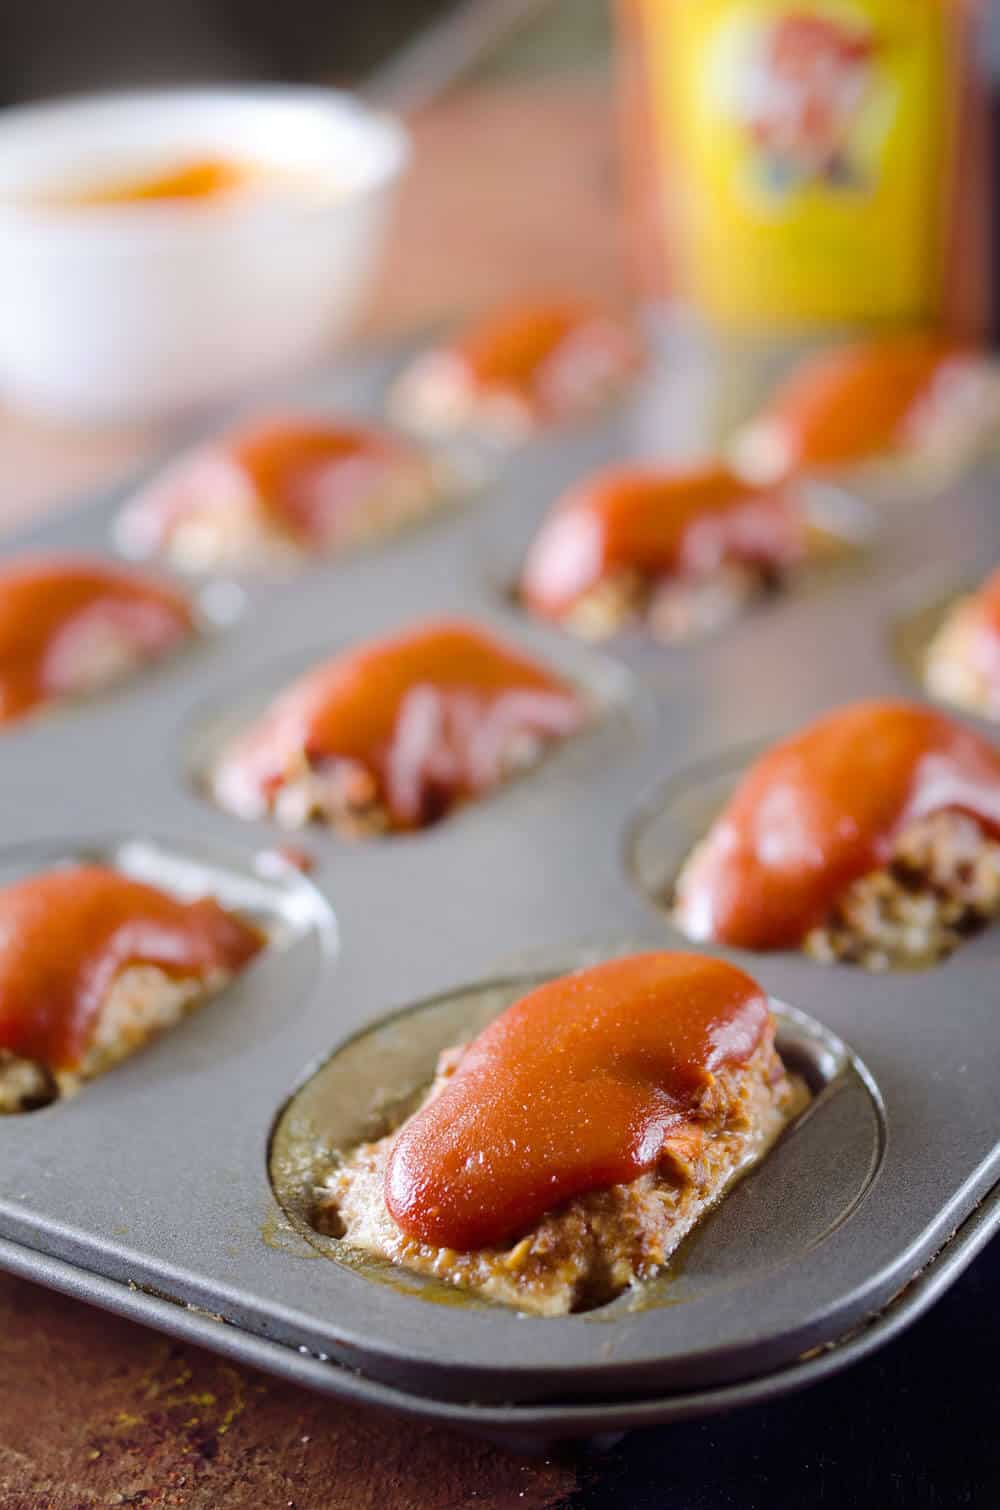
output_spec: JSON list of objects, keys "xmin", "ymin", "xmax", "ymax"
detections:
[
  {"xmin": 0, "ymin": 964, "xmax": 233, "ymax": 1114},
  {"xmin": 119, "ymin": 431, "xmax": 443, "ymax": 573},
  {"xmin": 924, "ymin": 599, "xmax": 1000, "ymax": 722},
  {"xmin": 311, "ymin": 1030, "xmax": 799, "ymax": 1316},
  {"xmin": 803, "ymin": 811, "xmax": 1000, "ymax": 970},
  {"xmin": 558, "ymin": 561, "xmax": 781, "ymax": 643},
  {"xmin": 228, "ymin": 723, "xmax": 560, "ymax": 839}
]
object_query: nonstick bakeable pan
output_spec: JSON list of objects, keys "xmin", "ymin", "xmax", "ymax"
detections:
[{"xmin": 0, "ymin": 341, "xmax": 997, "ymax": 1434}]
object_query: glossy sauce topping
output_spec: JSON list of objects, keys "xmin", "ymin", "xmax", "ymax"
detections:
[
  {"xmin": 132, "ymin": 418, "xmax": 416, "ymax": 549},
  {"xmin": 0, "ymin": 556, "xmax": 193, "ymax": 725},
  {"xmin": 675, "ymin": 700, "xmax": 1000, "ymax": 950},
  {"xmin": 218, "ymin": 620, "xmax": 584, "ymax": 826},
  {"xmin": 0, "ymin": 865, "xmax": 262, "ymax": 1071},
  {"xmin": 755, "ymin": 337, "xmax": 963, "ymax": 469},
  {"xmin": 451, "ymin": 299, "xmax": 635, "ymax": 399},
  {"xmin": 384, "ymin": 953, "xmax": 770, "ymax": 1251},
  {"xmin": 520, "ymin": 464, "xmax": 805, "ymax": 618}
]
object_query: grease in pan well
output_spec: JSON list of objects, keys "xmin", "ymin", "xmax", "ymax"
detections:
[
  {"xmin": 729, "ymin": 336, "xmax": 1000, "ymax": 485},
  {"xmin": 672, "ymin": 700, "xmax": 1000, "ymax": 971},
  {"xmin": 117, "ymin": 415, "xmax": 444, "ymax": 572},
  {"xmin": 924, "ymin": 566, "xmax": 1000, "ymax": 722},
  {"xmin": 518, "ymin": 462, "xmax": 826, "ymax": 643},
  {"xmin": 0, "ymin": 554, "xmax": 194, "ymax": 728},
  {"xmin": 389, "ymin": 297, "xmax": 641, "ymax": 443},
  {"xmin": 0, "ymin": 864, "xmax": 262, "ymax": 1113},
  {"xmin": 310, "ymin": 953, "xmax": 804, "ymax": 1317},
  {"xmin": 209, "ymin": 618, "xmax": 586, "ymax": 836}
]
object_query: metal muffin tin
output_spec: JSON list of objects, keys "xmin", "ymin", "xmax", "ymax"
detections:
[{"xmin": 0, "ymin": 339, "xmax": 998, "ymax": 1441}]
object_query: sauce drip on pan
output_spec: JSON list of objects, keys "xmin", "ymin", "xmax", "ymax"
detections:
[
  {"xmin": 0, "ymin": 555, "xmax": 193, "ymax": 725},
  {"xmin": 0, "ymin": 865, "xmax": 262, "ymax": 1071},
  {"xmin": 520, "ymin": 464, "xmax": 805, "ymax": 619},
  {"xmin": 384, "ymin": 953, "xmax": 770, "ymax": 1251},
  {"xmin": 450, "ymin": 299, "xmax": 637, "ymax": 403},
  {"xmin": 130, "ymin": 418, "xmax": 420, "ymax": 550},
  {"xmin": 674, "ymin": 700, "xmax": 1000, "ymax": 950},
  {"xmin": 747, "ymin": 337, "xmax": 965, "ymax": 472},
  {"xmin": 216, "ymin": 619, "xmax": 585, "ymax": 826}
]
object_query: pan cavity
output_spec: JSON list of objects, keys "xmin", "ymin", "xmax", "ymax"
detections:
[
  {"xmin": 500, "ymin": 476, "xmax": 875, "ymax": 650},
  {"xmin": 183, "ymin": 630, "xmax": 647, "ymax": 838},
  {"xmin": 629, "ymin": 745, "xmax": 1000, "ymax": 972},
  {"xmin": 268, "ymin": 972, "xmax": 884, "ymax": 1317},
  {"xmin": 0, "ymin": 832, "xmax": 335, "ymax": 1114}
]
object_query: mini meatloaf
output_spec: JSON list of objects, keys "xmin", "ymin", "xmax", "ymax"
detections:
[
  {"xmin": 730, "ymin": 337, "xmax": 1000, "ymax": 485},
  {"xmin": 519, "ymin": 464, "xmax": 808, "ymax": 642},
  {"xmin": 211, "ymin": 619, "xmax": 585, "ymax": 835},
  {"xmin": 313, "ymin": 954, "xmax": 800, "ymax": 1316},
  {"xmin": 673, "ymin": 700, "xmax": 1000, "ymax": 970},
  {"xmin": 0, "ymin": 865, "xmax": 262, "ymax": 1112},
  {"xmin": 925, "ymin": 566, "xmax": 1000, "ymax": 721},
  {"xmin": 390, "ymin": 298, "xmax": 640, "ymax": 443},
  {"xmin": 118, "ymin": 416, "xmax": 442, "ymax": 571},
  {"xmin": 0, "ymin": 555, "xmax": 193, "ymax": 727}
]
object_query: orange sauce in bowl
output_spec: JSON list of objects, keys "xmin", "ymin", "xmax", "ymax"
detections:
[
  {"xmin": 53, "ymin": 156, "xmax": 257, "ymax": 207},
  {"xmin": 28, "ymin": 156, "xmax": 328, "ymax": 212}
]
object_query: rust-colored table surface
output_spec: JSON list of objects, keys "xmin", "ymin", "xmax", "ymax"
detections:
[{"xmin": 1, "ymin": 80, "xmax": 999, "ymax": 1510}]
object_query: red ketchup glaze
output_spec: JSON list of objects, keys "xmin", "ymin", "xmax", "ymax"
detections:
[
  {"xmin": 450, "ymin": 299, "xmax": 637, "ymax": 406},
  {"xmin": 674, "ymin": 700, "xmax": 1000, "ymax": 951},
  {"xmin": 0, "ymin": 865, "xmax": 263, "ymax": 1071},
  {"xmin": 384, "ymin": 953, "xmax": 770, "ymax": 1251},
  {"xmin": 216, "ymin": 620, "xmax": 585, "ymax": 826},
  {"xmin": 520, "ymin": 464, "xmax": 805, "ymax": 619},
  {"xmin": 0, "ymin": 555, "xmax": 193, "ymax": 725},
  {"xmin": 129, "ymin": 417, "xmax": 420, "ymax": 550},
  {"xmin": 754, "ymin": 337, "xmax": 965, "ymax": 470}
]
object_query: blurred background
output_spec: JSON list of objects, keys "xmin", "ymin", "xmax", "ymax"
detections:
[
  {"xmin": 0, "ymin": 1, "xmax": 998, "ymax": 493},
  {"xmin": 0, "ymin": 1, "xmax": 613, "ymax": 105}
]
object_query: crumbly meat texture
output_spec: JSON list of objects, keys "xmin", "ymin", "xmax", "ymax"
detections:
[
  {"xmin": 553, "ymin": 562, "xmax": 780, "ymax": 643},
  {"xmin": 17, "ymin": 615, "xmax": 186, "ymax": 728},
  {"xmin": 924, "ymin": 601, "xmax": 1000, "ymax": 721},
  {"xmin": 311, "ymin": 1030, "xmax": 799, "ymax": 1316},
  {"xmin": 803, "ymin": 811, "xmax": 1000, "ymax": 971},
  {"xmin": 0, "ymin": 1052, "xmax": 54, "ymax": 1115},
  {"xmin": 543, "ymin": 511, "xmax": 858, "ymax": 644},
  {"xmin": 0, "ymin": 963, "xmax": 232, "ymax": 1113},
  {"xmin": 215, "ymin": 726, "xmax": 564, "ymax": 837},
  {"xmin": 128, "ymin": 454, "xmax": 443, "ymax": 573},
  {"xmin": 391, "ymin": 352, "xmax": 543, "ymax": 443},
  {"xmin": 390, "ymin": 339, "xmax": 634, "ymax": 445},
  {"xmin": 49, "ymin": 621, "xmax": 161, "ymax": 699}
]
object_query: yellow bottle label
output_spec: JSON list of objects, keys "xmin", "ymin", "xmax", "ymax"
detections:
[{"xmin": 637, "ymin": 0, "xmax": 955, "ymax": 326}]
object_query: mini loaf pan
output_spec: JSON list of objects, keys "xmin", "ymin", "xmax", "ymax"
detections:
[{"xmin": 0, "ymin": 340, "xmax": 997, "ymax": 1431}]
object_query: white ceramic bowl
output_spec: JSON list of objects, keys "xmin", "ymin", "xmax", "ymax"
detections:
[{"xmin": 0, "ymin": 87, "xmax": 409, "ymax": 422}]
